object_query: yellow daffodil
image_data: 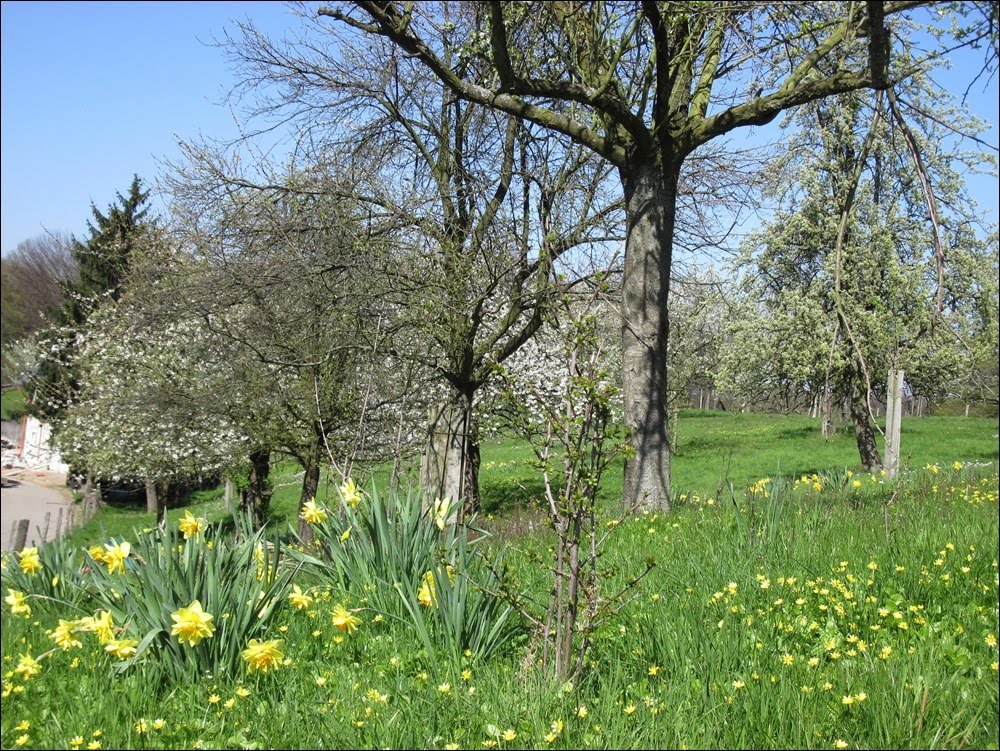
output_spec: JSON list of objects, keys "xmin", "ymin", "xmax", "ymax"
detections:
[
  {"xmin": 300, "ymin": 499, "xmax": 328, "ymax": 525},
  {"xmin": 288, "ymin": 585, "xmax": 314, "ymax": 609},
  {"xmin": 14, "ymin": 653, "xmax": 41, "ymax": 680},
  {"xmin": 417, "ymin": 570, "xmax": 437, "ymax": 607},
  {"xmin": 170, "ymin": 599, "xmax": 215, "ymax": 647},
  {"xmin": 49, "ymin": 619, "xmax": 83, "ymax": 650},
  {"xmin": 4, "ymin": 589, "xmax": 31, "ymax": 618},
  {"xmin": 105, "ymin": 638, "xmax": 139, "ymax": 659},
  {"xmin": 102, "ymin": 540, "xmax": 131, "ymax": 575},
  {"xmin": 340, "ymin": 478, "xmax": 362, "ymax": 508},
  {"xmin": 241, "ymin": 638, "xmax": 284, "ymax": 673},
  {"xmin": 18, "ymin": 547, "xmax": 42, "ymax": 575},
  {"xmin": 331, "ymin": 603, "xmax": 362, "ymax": 634},
  {"xmin": 178, "ymin": 511, "xmax": 207, "ymax": 540},
  {"xmin": 79, "ymin": 610, "xmax": 116, "ymax": 645},
  {"xmin": 431, "ymin": 497, "xmax": 452, "ymax": 530}
]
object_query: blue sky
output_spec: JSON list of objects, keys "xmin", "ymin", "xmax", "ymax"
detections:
[
  {"xmin": 1, "ymin": 0, "xmax": 296, "ymax": 253},
  {"xmin": 2, "ymin": 1, "xmax": 998, "ymax": 256}
]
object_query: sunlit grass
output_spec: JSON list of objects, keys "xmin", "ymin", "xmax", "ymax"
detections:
[{"xmin": 3, "ymin": 413, "xmax": 996, "ymax": 749}]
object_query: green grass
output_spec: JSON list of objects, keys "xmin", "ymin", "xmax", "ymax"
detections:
[
  {"xmin": 3, "ymin": 412, "xmax": 997, "ymax": 749},
  {"xmin": 61, "ymin": 411, "xmax": 999, "ymax": 547},
  {"xmin": 1, "ymin": 388, "xmax": 27, "ymax": 421}
]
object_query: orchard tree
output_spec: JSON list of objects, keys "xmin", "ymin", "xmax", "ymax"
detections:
[
  {"xmin": 719, "ymin": 81, "xmax": 996, "ymax": 470},
  {"xmin": 323, "ymin": 0, "xmax": 997, "ymax": 508},
  {"xmin": 216, "ymin": 12, "xmax": 624, "ymax": 516},
  {"xmin": 163, "ymin": 157, "xmax": 413, "ymax": 532}
]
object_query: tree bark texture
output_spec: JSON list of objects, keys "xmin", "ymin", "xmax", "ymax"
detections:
[
  {"xmin": 240, "ymin": 449, "xmax": 272, "ymax": 530},
  {"xmin": 419, "ymin": 390, "xmax": 480, "ymax": 522},
  {"xmin": 297, "ymin": 432, "xmax": 322, "ymax": 543},
  {"xmin": 620, "ymin": 161, "xmax": 675, "ymax": 510},
  {"xmin": 849, "ymin": 378, "xmax": 882, "ymax": 472}
]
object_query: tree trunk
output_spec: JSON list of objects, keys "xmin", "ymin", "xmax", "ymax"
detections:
[
  {"xmin": 240, "ymin": 449, "xmax": 272, "ymax": 530},
  {"xmin": 145, "ymin": 477, "xmax": 158, "ymax": 515},
  {"xmin": 849, "ymin": 379, "xmax": 882, "ymax": 472},
  {"xmin": 419, "ymin": 388, "xmax": 480, "ymax": 522},
  {"xmin": 297, "ymin": 432, "xmax": 322, "ymax": 543},
  {"xmin": 155, "ymin": 480, "xmax": 170, "ymax": 532},
  {"xmin": 619, "ymin": 161, "xmax": 674, "ymax": 510}
]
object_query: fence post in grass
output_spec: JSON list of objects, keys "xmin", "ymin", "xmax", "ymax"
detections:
[
  {"xmin": 884, "ymin": 368, "xmax": 904, "ymax": 479},
  {"xmin": 41, "ymin": 510, "xmax": 51, "ymax": 542},
  {"xmin": 11, "ymin": 519, "xmax": 29, "ymax": 552}
]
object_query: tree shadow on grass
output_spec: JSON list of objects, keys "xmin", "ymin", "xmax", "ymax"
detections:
[{"xmin": 479, "ymin": 474, "xmax": 554, "ymax": 517}]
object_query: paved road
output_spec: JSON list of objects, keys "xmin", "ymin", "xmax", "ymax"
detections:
[{"xmin": 1, "ymin": 471, "xmax": 75, "ymax": 552}]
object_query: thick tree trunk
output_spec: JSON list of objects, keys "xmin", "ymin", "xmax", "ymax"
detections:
[
  {"xmin": 297, "ymin": 432, "xmax": 322, "ymax": 543},
  {"xmin": 619, "ymin": 161, "xmax": 674, "ymax": 510},
  {"xmin": 849, "ymin": 379, "xmax": 882, "ymax": 472},
  {"xmin": 240, "ymin": 449, "xmax": 272, "ymax": 530},
  {"xmin": 420, "ymin": 388, "xmax": 480, "ymax": 522}
]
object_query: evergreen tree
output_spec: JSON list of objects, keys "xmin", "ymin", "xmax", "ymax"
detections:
[
  {"xmin": 29, "ymin": 175, "xmax": 152, "ymax": 420},
  {"xmin": 62, "ymin": 175, "xmax": 151, "ymax": 326}
]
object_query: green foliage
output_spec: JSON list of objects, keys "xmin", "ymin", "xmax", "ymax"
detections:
[
  {"xmin": 291, "ymin": 483, "xmax": 522, "ymax": 670},
  {"xmin": 2, "ymin": 458, "xmax": 996, "ymax": 750},
  {"xmin": 81, "ymin": 516, "xmax": 296, "ymax": 686},
  {"xmin": 29, "ymin": 176, "xmax": 153, "ymax": 423},
  {"xmin": 0, "ymin": 536, "xmax": 93, "ymax": 612}
]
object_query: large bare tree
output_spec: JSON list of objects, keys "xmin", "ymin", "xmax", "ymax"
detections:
[{"xmin": 321, "ymin": 0, "xmax": 995, "ymax": 509}]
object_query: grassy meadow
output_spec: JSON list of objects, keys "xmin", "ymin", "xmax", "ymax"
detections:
[{"xmin": 2, "ymin": 411, "xmax": 998, "ymax": 749}]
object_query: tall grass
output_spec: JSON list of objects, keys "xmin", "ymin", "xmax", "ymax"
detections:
[{"xmin": 2, "ymin": 414, "xmax": 996, "ymax": 749}]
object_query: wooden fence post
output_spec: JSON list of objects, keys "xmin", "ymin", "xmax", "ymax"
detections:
[
  {"xmin": 884, "ymin": 368, "xmax": 904, "ymax": 479},
  {"xmin": 11, "ymin": 519, "xmax": 29, "ymax": 552}
]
